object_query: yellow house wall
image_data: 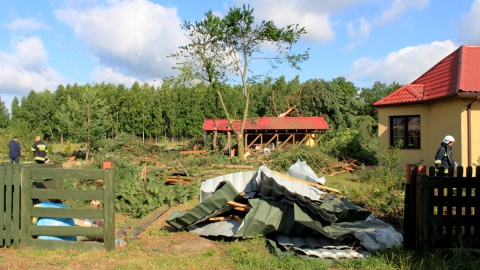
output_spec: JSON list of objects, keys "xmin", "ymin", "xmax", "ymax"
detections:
[{"xmin": 377, "ymin": 98, "xmax": 479, "ymax": 168}]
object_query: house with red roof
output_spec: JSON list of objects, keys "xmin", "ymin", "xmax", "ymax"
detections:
[
  {"xmin": 374, "ymin": 45, "xmax": 480, "ymax": 167},
  {"xmin": 203, "ymin": 117, "xmax": 329, "ymax": 151}
]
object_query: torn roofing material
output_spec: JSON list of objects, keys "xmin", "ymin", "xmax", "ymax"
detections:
[
  {"xmin": 275, "ymin": 235, "xmax": 370, "ymax": 259},
  {"xmin": 166, "ymin": 181, "xmax": 240, "ymax": 229},
  {"xmin": 257, "ymin": 166, "xmax": 324, "ymax": 200},
  {"xmin": 166, "ymin": 162, "xmax": 403, "ymax": 255},
  {"xmin": 200, "ymin": 170, "xmax": 258, "ymax": 202}
]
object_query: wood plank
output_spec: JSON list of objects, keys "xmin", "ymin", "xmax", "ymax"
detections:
[
  {"xmin": 29, "ymin": 168, "xmax": 104, "ymax": 180},
  {"xmin": 0, "ymin": 166, "xmax": 5, "ymax": 246},
  {"xmin": 31, "ymin": 208, "xmax": 104, "ymax": 219},
  {"xmin": 31, "ymin": 226, "xmax": 103, "ymax": 237},
  {"xmin": 227, "ymin": 201, "xmax": 251, "ymax": 210},
  {"xmin": 12, "ymin": 166, "xmax": 21, "ymax": 248},
  {"xmin": 209, "ymin": 216, "xmax": 234, "ymax": 221},
  {"xmin": 165, "ymin": 178, "xmax": 192, "ymax": 184},
  {"xmin": 179, "ymin": 150, "xmax": 206, "ymax": 155},
  {"xmin": 210, "ymin": 164, "xmax": 254, "ymax": 169},
  {"xmin": 270, "ymin": 171, "xmax": 340, "ymax": 193},
  {"xmin": 31, "ymin": 189, "xmax": 102, "ymax": 202},
  {"xmin": 29, "ymin": 239, "xmax": 106, "ymax": 251},
  {"xmin": 103, "ymin": 169, "xmax": 115, "ymax": 251},
  {"xmin": 30, "ymin": 189, "xmax": 103, "ymax": 201}
]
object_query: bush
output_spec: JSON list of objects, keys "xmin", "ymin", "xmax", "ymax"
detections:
[
  {"xmin": 319, "ymin": 129, "xmax": 378, "ymax": 165},
  {"xmin": 350, "ymin": 143, "xmax": 405, "ymax": 218},
  {"xmin": 62, "ymin": 141, "xmax": 73, "ymax": 157}
]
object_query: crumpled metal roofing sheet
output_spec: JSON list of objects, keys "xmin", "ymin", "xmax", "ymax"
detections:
[
  {"xmin": 275, "ymin": 235, "xmax": 370, "ymax": 259},
  {"xmin": 353, "ymin": 215, "xmax": 404, "ymax": 250},
  {"xmin": 293, "ymin": 203, "xmax": 390, "ymax": 239},
  {"xmin": 257, "ymin": 166, "xmax": 323, "ymax": 201},
  {"xmin": 257, "ymin": 171, "xmax": 337, "ymax": 225},
  {"xmin": 188, "ymin": 220, "xmax": 240, "ymax": 237},
  {"xmin": 234, "ymin": 198, "xmax": 303, "ymax": 238},
  {"xmin": 200, "ymin": 171, "xmax": 258, "ymax": 202},
  {"xmin": 276, "ymin": 234, "xmax": 349, "ymax": 249},
  {"xmin": 166, "ymin": 181, "xmax": 240, "ymax": 229}
]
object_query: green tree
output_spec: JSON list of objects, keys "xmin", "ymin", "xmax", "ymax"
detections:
[
  {"xmin": 172, "ymin": 5, "xmax": 309, "ymax": 160},
  {"xmin": 359, "ymin": 81, "xmax": 402, "ymax": 118},
  {"xmin": 55, "ymin": 85, "xmax": 109, "ymax": 160},
  {"xmin": 0, "ymin": 96, "xmax": 10, "ymax": 128}
]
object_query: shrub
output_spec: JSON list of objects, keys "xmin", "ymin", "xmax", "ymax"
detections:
[
  {"xmin": 350, "ymin": 143, "xmax": 405, "ymax": 218},
  {"xmin": 62, "ymin": 141, "xmax": 73, "ymax": 157},
  {"xmin": 318, "ymin": 129, "xmax": 378, "ymax": 165}
]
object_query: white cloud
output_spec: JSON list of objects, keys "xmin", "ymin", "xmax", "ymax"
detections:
[
  {"xmin": 459, "ymin": 0, "xmax": 480, "ymax": 44},
  {"xmin": 347, "ymin": 17, "xmax": 371, "ymax": 39},
  {"xmin": 54, "ymin": 0, "xmax": 187, "ymax": 84},
  {"xmin": 347, "ymin": 40, "xmax": 458, "ymax": 85},
  {"xmin": 235, "ymin": 0, "xmax": 367, "ymax": 43},
  {"xmin": 3, "ymin": 17, "xmax": 49, "ymax": 33},
  {"xmin": 0, "ymin": 37, "xmax": 66, "ymax": 96},
  {"xmin": 91, "ymin": 67, "xmax": 139, "ymax": 86},
  {"xmin": 376, "ymin": 0, "xmax": 429, "ymax": 25}
]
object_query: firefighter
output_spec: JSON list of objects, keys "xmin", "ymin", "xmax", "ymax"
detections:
[
  {"xmin": 31, "ymin": 136, "xmax": 48, "ymax": 164},
  {"xmin": 434, "ymin": 135, "xmax": 457, "ymax": 173}
]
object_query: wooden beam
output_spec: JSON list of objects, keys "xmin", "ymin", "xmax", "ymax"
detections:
[
  {"xmin": 246, "ymin": 134, "xmax": 262, "ymax": 149},
  {"xmin": 179, "ymin": 150, "xmax": 206, "ymax": 155},
  {"xmin": 264, "ymin": 134, "xmax": 278, "ymax": 149},
  {"xmin": 227, "ymin": 201, "xmax": 251, "ymax": 210},
  {"xmin": 278, "ymin": 134, "xmax": 294, "ymax": 149},
  {"xmin": 210, "ymin": 164, "xmax": 254, "ymax": 169},
  {"xmin": 298, "ymin": 134, "xmax": 310, "ymax": 145},
  {"xmin": 270, "ymin": 171, "xmax": 340, "ymax": 194}
]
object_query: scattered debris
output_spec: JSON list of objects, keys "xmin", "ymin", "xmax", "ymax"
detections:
[{"xmin": 165, "ymin": 160, "xmax": 403, "ymax": 259}]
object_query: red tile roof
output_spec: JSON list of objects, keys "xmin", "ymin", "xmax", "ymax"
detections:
[
  {"xmin": 203, "ymin": 117, "xmax": 329, "ymax": 132},
  {"xmin": 374, "ymin": 45, "xmax": 480, "ymax": 106}
]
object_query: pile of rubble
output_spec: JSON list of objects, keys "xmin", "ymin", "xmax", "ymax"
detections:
[{"xmin": 166, "ymin": 160, "xmax": 403, "ymax": 259}]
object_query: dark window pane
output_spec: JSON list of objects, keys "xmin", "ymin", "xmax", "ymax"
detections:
[{"xmin": 390, "ymin": 115, "xmax": 420, "ymax": 149}]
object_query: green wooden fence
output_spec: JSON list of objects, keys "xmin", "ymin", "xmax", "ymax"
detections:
[
  {"xmin": 0, "ymin": 164, "xmax": 21, "ymax": 248},
  {"xmin": 1, "ymin": 163, "xmax": 115, "ymax": 251},
  {"xmin": 404, "ymin": 165, "xmax": 480, "ymax": 249}
]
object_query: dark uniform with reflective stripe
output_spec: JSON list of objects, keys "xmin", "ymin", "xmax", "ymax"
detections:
[
  {"xmin": 31, "ymin": 140, "xmax": 48, "ymax": 164},
  {"xmin": 434, "ymin": 142, "xmax": 455, "ymax": 173}
]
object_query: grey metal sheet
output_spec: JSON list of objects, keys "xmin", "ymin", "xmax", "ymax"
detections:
[
  {"xmin": 275, "ymin": 235, "xmax": 369, "ymax": 259},
  {"xmin": 276, "ymin": 235, "xmax": 349, "ymax": 249},
  {"xmin": 293, "ymin": 247, "xmax": 369, "ymax": 259},
  {"xmin": 257, "ymin": 166, "xmax": 324, "ymax": 200},
  {"xmin": 188, "ymin": 220, "xmax": 240, "ymax": 237},
  {"xmin": 200, "ymin": 171, "xmax": 258, "ymax": 202}
]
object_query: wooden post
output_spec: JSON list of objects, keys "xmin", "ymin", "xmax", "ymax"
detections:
[
  {"xmin": 20, "ymin": 166, "xmax": 32, "ymax": 247},
  {"xmin": 103, "ymin": 169, "xmax": 115, "ymax": 251}
]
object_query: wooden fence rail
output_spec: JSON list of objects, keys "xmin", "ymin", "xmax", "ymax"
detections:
[{"xmin": 404, "ymin": 165, "xmax": 480, "ymax": 249}]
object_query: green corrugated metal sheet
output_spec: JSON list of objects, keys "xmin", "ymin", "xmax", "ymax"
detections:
[{"xmin": 166, "ymin": 181, "xmax": 240, "ymax": 229}]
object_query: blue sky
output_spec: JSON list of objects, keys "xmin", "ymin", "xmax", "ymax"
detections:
[{"xmin": 1, "ymin": 0, "xmax": 479, "ymax": 111}]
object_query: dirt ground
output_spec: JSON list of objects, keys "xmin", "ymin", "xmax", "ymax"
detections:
[{"xmin": 125, "ymin": 203, "xmax": 221, "ymax": 255}]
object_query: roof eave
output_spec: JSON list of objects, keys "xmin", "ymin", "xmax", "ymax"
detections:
[{"xmin": 374, "ymin": 93, "xmax": 461, "ymax": 107}]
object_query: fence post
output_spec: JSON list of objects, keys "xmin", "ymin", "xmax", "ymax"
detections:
[
  {"xmin": 417, "ymin": 173, "xmax": 430, "ymax": 249},
  {"xmin": 20, "ymin": 166, "xmax": 32, "ymax": 247},
  {"xmin": 103, "ymin": 168, "xmax": 115, "ymax": 251}
]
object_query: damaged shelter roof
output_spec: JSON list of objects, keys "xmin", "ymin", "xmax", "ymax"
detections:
[
  {"xmin": 166, "ymin": 162, "xmax": 403, "ymax": 259},
  {"xmin": 203, "ymin": 117, "xmax": 329, "ymax": 132}
]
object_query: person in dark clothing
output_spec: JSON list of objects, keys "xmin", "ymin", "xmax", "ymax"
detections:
[
  {"xmin": 8, "ymin": 136, "xmax": 21, "ymax": 164},
  {"xmin": 31, "ymin": 136, "xmax": 48, "ymax": 164},
  {"xmin": 434, "ymin": 135, "xmax": 457, "ymax": 173}
]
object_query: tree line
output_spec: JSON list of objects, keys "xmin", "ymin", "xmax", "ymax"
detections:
[{"xmin": 0, "ymin": 77, "xmax": 399, "ymax": 157}]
